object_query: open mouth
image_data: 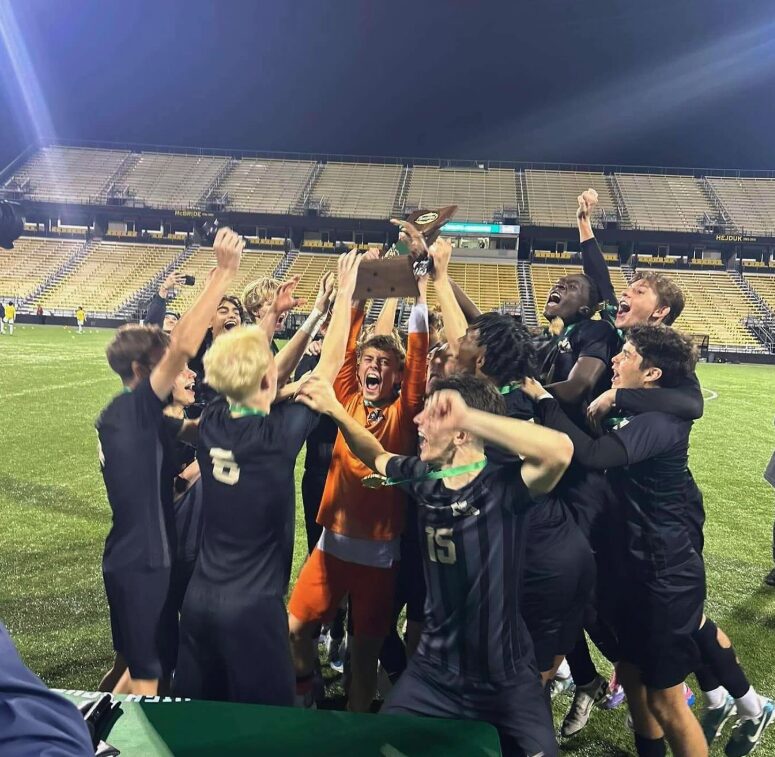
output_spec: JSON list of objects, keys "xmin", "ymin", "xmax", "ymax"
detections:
[
  {"xmin": 417, "ymin": 431, "xmax": 427, "ymax": 451},
  {"xmin": 365, "ymin": 371, "xmax": 381, "ymax": 392},
  {"xmin": 184, "ymin": 380, "xmax": 195, "ymax": 392},
  {"xmin": 617, "ymin": 300, "xmax": 631, "ymax": 317},
  {"xmin": 224, "ymin": 318, "xmax": 238, "ymax": 331},
  {"xmin": 547, "ymin": 290, "xmax": 562, "ymax": 304}
]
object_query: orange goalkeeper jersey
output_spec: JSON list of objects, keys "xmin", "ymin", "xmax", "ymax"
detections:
[{"xmin": 316, "ymin": 306, "xmax": 428, "ymax": 541}]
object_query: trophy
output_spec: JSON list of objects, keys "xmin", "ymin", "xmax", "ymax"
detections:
[{"xmin": 353, "ymin": 205, "xmax": 458, "ymax": 299}]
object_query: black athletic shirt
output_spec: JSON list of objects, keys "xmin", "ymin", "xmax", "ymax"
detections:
[
  {"xmin": 386, "ymin": 455, "xmax": 535, "ymax": 683},
  {"xmin": 192, "ymin": 396, "xmax": 318, "ymax": 598},
  {"xmin": 295, "ymin": 351, "xmax": 337, "ymax": 474},
  {"xmin": 538, "ymin": 398, "xmax": 696, "ymax": 578},
  {"xmin": 96, "ymin": 378, "xmax": 179, "ymax": 571}
]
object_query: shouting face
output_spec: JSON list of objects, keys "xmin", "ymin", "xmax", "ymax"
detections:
[
  {"xmin": 358, "ymin": 347, "xmax": 402, "ymax": 404},
  {"xmin": 211, "ymin": 300, "xmax": 242, "ymax": 339},
  {"xmin": 544, "ymin": 275, "xmax": 593, "ymax": 323}
]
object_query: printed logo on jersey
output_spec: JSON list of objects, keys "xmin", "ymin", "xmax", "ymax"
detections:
[
  {"xmin": 556, "ymin": 336, "xmax": 572, "ymax": 353},
  {"xmin": 367, "ymin": 408, "xmax": 385, "ymax": 425},
  {"xmin": 611, "ymin": 417, "xmax": 630, "ymax": 431},
  {"xmin": 450, "ymin": 499, "xmax": 480, "ymax": 518}
]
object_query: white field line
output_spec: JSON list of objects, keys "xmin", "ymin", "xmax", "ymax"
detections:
[
  {"xmin": 3, "ymin": 375, "xmax": 114, "ymax": 400},
  {"xmin": 702, "ymin": 388, "xmax": 718, "ymax": 401}
]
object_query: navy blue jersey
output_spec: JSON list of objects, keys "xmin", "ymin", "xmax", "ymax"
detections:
[
  {"xmin": 96, "ymin": 378, "xmax": 178, "ymax": 570},
  {"xmin": 295, "ymin": 351, "xmax": 337, "ymax": 473},
  {"xmin": 193, "ymin": 397, "xmax": 318, "ymax": 598},
  {"xmin": 0, "ymin": 623, "xmax": 92, "ymax": 756},
  {"xmin": 386, "ymin": 455, "xmax": 535, "ymax": 683},
  {"xmin": 608, "ymin": 412, "xmax": 695, "ymax": 576}
]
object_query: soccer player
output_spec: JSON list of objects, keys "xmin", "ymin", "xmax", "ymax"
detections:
[
  {"xmin": 295, "ymin": 372, "xmax": 573, "ymax": 757},
  {"xmin": 430, "ymin": 236, "xmax": 595, "ymax": 687},
  {"xmin": 287, "ymin": 268, "xmax": 429, "ymax": 712},
  {"xmin": 172, "ymin": 250, "xmax": 361, "ymax": 706},
  {"xmin": 524, "ymin": 325, "xmax": 708, "ymax": 757},
  {"xmin": 242, "ymin": 275, "xmax": 284, "ymax": 351},
  {"xmin": 96, "ymin": 226, "xmax": 244, "ymax": 697},
  {"xmin": 4, "ymin": 301, "xmax": 16, "ymax": 335},
  {"xmin": 75, "ymin": 306, "xmax": 86, "ymax": 334}
]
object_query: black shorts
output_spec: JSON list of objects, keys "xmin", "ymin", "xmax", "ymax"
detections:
[
  {"xmin": 396, "ymin": 535, "xmax": 426, "ymax": 623},
  {"xmin": 103, "ymin": 567, "xmax": 177, "ymax": 680},
  {"xmin": 521, "ymin": 521, "xmax": 596, "ymax": 672},
  {"xmin": 173, "ymin": 586, "xmax": 294, "ymax": 706},
  {"xmin": 616, "ymin": 553, "xmax": 705, "ymax": 690},
  {"xmin": 382, "ymin": 653, "xmax": 558, "ymax": 757}
]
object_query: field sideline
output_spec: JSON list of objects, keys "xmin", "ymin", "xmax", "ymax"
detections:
[{"xmin": 1, "ymin": 324, "xmax": 774, "ymax": 756}]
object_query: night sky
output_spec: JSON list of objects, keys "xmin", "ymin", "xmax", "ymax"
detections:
[{"xmin": 2, "ymin": 0, "xmax": 775, "ymax": 172}]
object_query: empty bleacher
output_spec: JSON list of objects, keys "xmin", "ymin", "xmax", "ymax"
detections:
[
  {"xmin": 744, "ymin": 272, "xmax": 775, "ymax": 315},
  {"xmin": 218, "ymin": 158, "xmax": 316, "ymax": 214},
  {"xmin": 3, "ymin": 146, "xmax": 129, "ymax": 204},
  {"xmin": 705, "ymin": 177, "xmax": 775, "ymax": 236},
  {"xmin": 530, "ymin": 263, "xmax": 629, "ymax": 321},
  {"xmin": 0, "ymin": 237, "xmax": 83, "ymax": 301},
  {"xmin": 116, "ymin": 153, "xmax": 229, "ymax": 208},
  {"xmin": 166, "ymin": 247, "xmax": 284, "ymax": 314},
  {"xmin": 424, "ymin": 261, "xmax": 520, "ymax": 313},
  {"xmin": 614, "ymin": 174, "xmax": 716, "ymax": 232},
  {"xmin": 281, "ymin": 253, "xmax": 340, "ymax": 308},
  {"xmin": 524, "ymin": 170, "xmax": 618, "ymax": 227},
  {"xmin": 404, "ymin": 166, "xmax": 518, "ymax": 222},
  {"xmin": 39, "ymin": 242, "xmax": 182, "ymax": 314},
  {"xmin": 633, "ymin": 269, "xmax": 761, "ymax": 350},
  {"xmin": 308, "ymin": 162, "xmax": 403, "ymax": 219}
]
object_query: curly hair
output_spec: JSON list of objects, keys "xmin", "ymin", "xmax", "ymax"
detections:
[
  {"xmin": 471, "ymin": 313, "xmax": 537, "ymax": 386},
  {"xmin": 626, "ymin": 325, "xmax": 697, "ymax": 387}
]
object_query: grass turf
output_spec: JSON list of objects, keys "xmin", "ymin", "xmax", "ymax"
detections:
[{"xmin": 1, "ymin": 324, "xmax": 774, "ymax": 755}]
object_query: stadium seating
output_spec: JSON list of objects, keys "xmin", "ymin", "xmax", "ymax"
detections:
[
  {"xmin": 404, "ymin": 166, "xmax": 518, "ymax": 222},
  {"xmin": 524, "ymin": 170, "xmax": 618, "ymax": 227},
  {"xmin": 744, "ymin": 273, "xmax": 775, "ymax": 314},
  {"xmin": 39, "ymin": 242, "xmax": 182, "ymax": 314},
  {"xmin": 116, "ymin": 153, "xmax": 229, "ymax": 208},
  {"xmin": 0, "ymin": 237, "xmax": 83, "ymax": 302},
  {"xmin": 426, "ymin": 262, "xmax": 520, "ymax": 312},
  {"xmin": 307, "ymin": 162, "xmax": 403, "ymax": 218},
  {"xmin": 281, "ymin": 253, "xmax": 340, "ymax": 307},
  {"xmin": 614, "ymin": 174, "xmax": 716, "ymax": 232},
  {"xmin": 705, "ymin": 177, "xmax": 775, "ymax": 236},
  {"xmin": 217, "ymin": 158, "xmax": 316, "ymax": 214},
  {"xmin": 530, "ymin": 264, "xmax": 629, "ymax": 322},
  {"xmin": 3, "ymin": 146, "xmax": 130, "ymax": 204},
  {"xmin": 166, "ymin": 247, "xmax": 285, "ymax": 314},
  {"xmin": 632, "ymin": 269, "xmax": 761, "ymax": 349}
]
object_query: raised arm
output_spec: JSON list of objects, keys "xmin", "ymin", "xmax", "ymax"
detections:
[
  {"xmin": 428, "ymin": 238, "xmax": 468, "ymax": 349},
  {"xmin": 401, "ymin": 274, "xmax": 429, "ymax": 411},
  {"xmin": 295, "ymin": 374, "xmax": 395, "ymax": 475},
  {"xmin": 150, "ymin": 228, "xmax": 242, "ymax": 401},
  {"xmin": 147, "ymin": 272, "xmax": 186, "ymax": 327},
  {"xmin": 423, "ymin": 389, "xmax": 574, "ymax": 496},
  {"xmin": 315, "ymin": 251, "xmax": 362, "ymax": 383},
  {"xmin": 271, "ymin": 272, "xmax": 333, "ymax": 385},
  {"xmin": 448, "ymin": 276, "xmax": 481, "ymax": 322},
  {"xmin": 577, "ymin": 189, "xmax": 616, "ymax": 305},
  {"xmin": 373, "ymin": 297, "xmax": 399, "ymax": 336}
]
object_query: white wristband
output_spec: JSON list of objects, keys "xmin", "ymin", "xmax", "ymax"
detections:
[{"xmin": 300, "ymin": 307, "xmax": 324, "ymax": 337}]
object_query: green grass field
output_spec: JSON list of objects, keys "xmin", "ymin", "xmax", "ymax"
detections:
[{"xmin": 1, "ymin": 324, "xmax": 774, "ymax": 756}]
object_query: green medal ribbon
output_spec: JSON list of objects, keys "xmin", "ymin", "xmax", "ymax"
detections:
[
  {"xmin": 362, "ymin": 458, "xmax": 487, "ymax": 489},
  {"xmin": 229, "ymin": 403, "xmax": 267, "ymax": 417},
  {"xmin": 499, "ymin": 383, "xmax": 517, "ymax": 395}
]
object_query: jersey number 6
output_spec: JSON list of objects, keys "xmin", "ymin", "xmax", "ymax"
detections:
[
  {"xmin": 210, "ymin": 448, "xmax": 240, "ymax": 485},
  {"xmin": 425, "ymin": 527, "xmax": 456, "ymax": 565}
]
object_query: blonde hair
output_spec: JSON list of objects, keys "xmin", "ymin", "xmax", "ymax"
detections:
[
  {"xmin": 203, "ymin": 326, "xmax": 272, "ymax": 402},
  {"xmin": 242, "ymin": 277, "xmax": 281, "ymax": 319}
]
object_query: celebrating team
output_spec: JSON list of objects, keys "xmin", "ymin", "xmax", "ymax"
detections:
[{"xmin": 95, "ymin": 194, "xmax": 773, "ymax": 757}]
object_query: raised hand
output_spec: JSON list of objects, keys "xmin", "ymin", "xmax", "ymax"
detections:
[
  {"xmin": 273, "ymin": 276, "xmax": 306, "ymax": 314},
  {"xmin": 390, "ymin": 218, "xmax": 429, "ymax": 258},
  {"xmin": 577, "ymin": 188, "xmax": 599, "ymax": 221},
  {"xmin": 428, "ymin": 237, "xmax": 453, "ymax": 280},
  {"xmin": 337, "ymin": 249, "xmax": 363, "ymax": 297},
  {"xmin": 160, "ymin": 271, "xmax": 187, "ymax": 297},
  {"xmin": 213, "ymin": 227, "xmax": 244, "ymax": 275},
  {"xmin": 418, "ymin": 389, "xmax": 469, "ymax": 434},
  {"xmin": 294, "ymin": 373, "xmax": 339, "ymax": 415},
  {"xmin": 314, "ymin": 271, "xmax": 336, "ymax": 313}
]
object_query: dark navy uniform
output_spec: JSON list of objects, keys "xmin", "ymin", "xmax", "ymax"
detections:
[
  {"xmin": 380, "ymin": 455, "xmax": 558, "ymax": 757},
  {"xmin": 173, "ymin": 396, "xmax": 318, "ymax": 705},
  {"xmin": 96, "ymin": 378, "xmax": 180, "ymax": 680},
  {"xmin": 538, "ymin": 399, "xmax": 706, "ymax": 690}
]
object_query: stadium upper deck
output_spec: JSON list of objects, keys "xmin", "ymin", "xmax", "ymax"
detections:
[{"xmin": 5, "ymin": 143, "xmax": 775, "ymax": 237}]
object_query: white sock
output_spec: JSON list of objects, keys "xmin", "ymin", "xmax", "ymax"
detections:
[
  {"xmin": 704, "ymin": 686, "xmax": 728, "ymax": 710},
  {"xmin": 735, "ymin": 687, "xmax": 763, "ymax": 720},
  {"xmin": 556, "ymin": 658, "xmax": 572, "ymax": 680}
]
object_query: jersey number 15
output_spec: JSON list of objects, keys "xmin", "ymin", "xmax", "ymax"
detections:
[{"xmin": 425, "ymin": 527, "xmax": 456, "ymax": 565}]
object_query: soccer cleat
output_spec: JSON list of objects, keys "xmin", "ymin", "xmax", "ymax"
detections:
[
  {"xmin": 764, "ymin": 568, "xmax": 775, "ymax": 588},
  {"xmin": 601, "ymin": 669, "xmax": 626, "ymax": 710},
  {"xmin": 550, "ymin": 674, "xmax": 575, "ymax": 699},
  {"xmin": 327, "ymin": 632, "xmax": 346, "ymax": 673},
  {"xmin": 685, "ymin": 682, "xmax": 696, "ymax": 707},
  {"xmin": 702, "ymin": 695, "xmax": 737, "ymax": 745},
  {"xmin": 725, "ymin": 698, "xmax": 775, "ymax": 757},
  {"xmin": 560, "ymin": 675, "xmax": 608, "ymax": 737}
]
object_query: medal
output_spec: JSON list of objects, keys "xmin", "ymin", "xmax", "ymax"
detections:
[{"xmin": 360, "ymin": 458, "xmax": 487, "ymax": 489}]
